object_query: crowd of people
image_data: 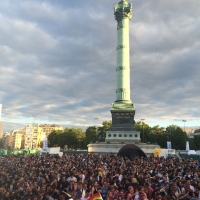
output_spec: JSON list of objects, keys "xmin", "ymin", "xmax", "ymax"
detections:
[{"xmin": 0, "ymin": 153, "xmax": 200, "ymax": 200}]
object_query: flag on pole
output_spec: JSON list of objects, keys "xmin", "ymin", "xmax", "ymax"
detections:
[
  {"xmin": 98, "ymin": 171, "xmax": 105, "ymax": 178},
  {"xmin": 88, "ymin": 193, "xmax": 103, "ymax": 200},
  {"xmin": 186, "ymin": 141, "xmax": 190, "ymax": 151},
  {"xmin": 43, "ymin": 138, "xmax": 48, "ymax": 149},
  {"xmin": 167, "ymin": 141, "xmax": 172, "ymax": 149}
]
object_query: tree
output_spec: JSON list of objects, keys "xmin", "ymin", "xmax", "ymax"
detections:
[
  {"xmin": 47, "ymin": 128, "xmax": 85, "ymax": 149},
  {"xmin": 85, "ymin": 126, "xmax": 97, "ymax": 144},
  {"xmin": 134, "ymin": 121, "xmax": 152, "ymax": 143},
  {"xmin": 0, "ymin": 139, "xmax": 3, "ymax": 149},
  {"xmin": 193, "ymin": 135, "xmax": 200, "ymax": 149},
  {"xmin": 48, "ymin": 130, "xmax": 62, "ymax": 147},
  {"xmin": 62, "ymin": 128, "xmax": 78, "ymax": 149},
  {"xmin": 188, "ymin": 138, "xmax": 196, "ymax": 150},
  {"xmin": 75, "ymin": 128, "xmax": 86, "ymax": 149},
  {"xmin": 151, "ymin": 125, "xmax": 166, "ymax": 147},
  {"xmin": 135, "ymin": 122, "xmax": 190, "ymax": 149},
  {"xmin": 40, "ymin": 141, "xmax": 43, "ymax": 148},
  {"xmin": 165, "ymin": 125, "xmax": 188, "ymax": 150},
  {"xmin": 97, "ymin": 120, "xmax": 112, "ymax": 142}
]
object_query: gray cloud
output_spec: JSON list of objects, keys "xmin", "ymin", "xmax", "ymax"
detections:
[{"xmin": 0, "ymin": 0, "xmax": 199, "ymax": 133}]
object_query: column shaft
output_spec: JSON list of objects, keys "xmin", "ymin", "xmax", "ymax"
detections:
[{"xmin": 116, "ymin": 18, "xmax": 130, "ymax": 102}]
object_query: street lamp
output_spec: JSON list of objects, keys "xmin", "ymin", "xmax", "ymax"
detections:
[
  {"xmin": 32, "ymin": 115, "xmax": 37, "ymax": 125},
  {"xmin": 141, "ymin": 119, "xmax": 145, "ymax": 142},
  {"xmin": 182, "ymin": 120, "xmax": 186, "ymax": 132},
  {"xmin": 182, "ymin": 120, "xmax": 187, "ymax": 142},
  {"xmin": 95, "ymin": 118, "xmax": 98, "ymax": 141}
]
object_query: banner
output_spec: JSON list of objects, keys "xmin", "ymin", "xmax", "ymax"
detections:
[
  {"xmin": 186, "ymin": 141, "xmax": 190, "ymax": 151},
  {"xmin": 167, "ymin": 141, "xmax": 172, "ymax": 149},
  {"xmin": 43, "ymin": 138, "xmax": 48, "ymax": 149}
]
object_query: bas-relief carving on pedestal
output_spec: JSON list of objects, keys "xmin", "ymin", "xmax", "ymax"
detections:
[{"xmin": 110, "ymin": 110, "xmax": 136, "ymax": 132}]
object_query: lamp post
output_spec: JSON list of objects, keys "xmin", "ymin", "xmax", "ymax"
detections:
[
  {"xmin": 95, "ymin": 118, "xmax": 98, "ymax": 142},
  {"xmin": 182, "ymin": 120, "xmax": 186, "ymax": 132},
  {"xmin": 182, "ymin": 120, "xmax": 186, "ymax": 142},
  {"xmin": 32, "ymin": 115, "xmax": 37, "ymax": 150},
  {"xmin": 141, "ymin": 119, "xmax": 145, "ymax": 142},
  {"xmin": 32, "ymin": 115, "xmax": 37, "ymax": 125}
]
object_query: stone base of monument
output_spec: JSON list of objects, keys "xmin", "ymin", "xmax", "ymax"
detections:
[
  {"xmin": 105, "ymin": 131, "xmax": 141, "ymax": 143},
  {"xmin": 87, "ymin": 141, "xmax": 160, "ymax": 157},
  {"xmin": 88, "ymin": 129, "xmax": 160, "ymax": 157}
]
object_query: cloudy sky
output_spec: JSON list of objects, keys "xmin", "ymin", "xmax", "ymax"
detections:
[{"xmin": 0, "ymin": 0, "xmax": 200, "ymax": 133}]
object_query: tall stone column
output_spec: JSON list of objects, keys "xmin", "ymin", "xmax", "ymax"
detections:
[
  {"xmin": 106, "ymin": 0, "xmax": 140, "ymax": 143},
  {"xmin": 115, "ymin": 0, "xmax": 132, "ymax": 103},
  {"xmin": 87, "ymin": 0, "xmax": 161, "ymax": 153}
]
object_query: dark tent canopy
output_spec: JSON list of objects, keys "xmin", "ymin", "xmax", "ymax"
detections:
[{"xmin": 117, "ymin": 144, "xmax": 147, "ymax": 159}]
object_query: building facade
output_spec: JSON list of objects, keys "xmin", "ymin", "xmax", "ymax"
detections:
[
  {"xmin": 194, "ymin": 129, "xmax": 200, "ymax": 135},
  {"xmin": 1, "ymin": 123, "xmax": 63, "ymax": 150},
  {"xmin": 24, "ymin": 123, "xmax": 44, "ymax": 149},
  {"xmin": 23, "ymin": 123, "xmax": 63, "ymax": 149},
  {"xmin": 11, "ymin": 130, "xmax": 22, "ymax": 149},
  {"xmin": 2, "ymin": 132, "xmax": 11, "ymax": 149},
  {"xmin": 39, "ymin": 124, "xmax": 63, "ymax": 137}
]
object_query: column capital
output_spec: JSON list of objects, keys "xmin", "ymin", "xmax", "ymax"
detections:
[{"xmin": 114, "ymin": 1, "xmax": 132, "ymax": 21}]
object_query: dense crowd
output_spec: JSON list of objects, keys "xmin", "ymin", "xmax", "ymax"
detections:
[{"xmin": 0, "ymin": 153, "xmax": 200, "ymax": 200}]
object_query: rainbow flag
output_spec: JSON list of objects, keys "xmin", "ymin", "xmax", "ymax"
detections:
[
  {"xmin": 98, "ymin": 171, "xmax": 105, "ymax": 178},
  {"xmin": 88, "ymin": 193, "xmax": 103, "ymax": 200}
]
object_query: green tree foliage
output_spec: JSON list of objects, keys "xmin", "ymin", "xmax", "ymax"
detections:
[
  {"xmin": 75, "ymin": 128, "xmax": 86, "ymax": 149},
  {"xmin": 193, "ymin": 135, "xmax": 200, "ymax": 149},
  {"xmin": 48, "ymin": 130, "xmax": 62, "ymax": 147},
  {"xmin": 47, "ymin": 121, "xmax": 195, "ymax": 151},
  {"xmin": 85, "ymin": 126, "xmax": 97, "ymax": 144},
  {"xmin": 40, "ymin": 141, "xmax": 43, "ymax": 148},
  {"xmin": 134, "ymin": 121, "xmax": 152, "ymax": 143},
  {"xmin": 135, "ymin": 122, "xmax": 192, "ymax": 150},
  {"xmin": 97, "ymin": 120, "xmax": 112, "ymax": 142},
  {"xmin": 0, "ymin": 139, "xmax": 3, "ymax": 149},
  {"xmin": 48, "ymin": 128, "xmax": 85, "ymax": 149},
  {"xmin": 165, "ymin": 125, "xmax": 189, "ymax": 150},
  {"xmin": 188, "ymin": 138, "xmax": 196, "ymax": 150},
  {"xmin": 151, "ymin": 125, "xmax": 166, "ymax": 147},
  {"xmin": 61, "ymin": 128, "xmax": 78, "ymax": 149}
]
